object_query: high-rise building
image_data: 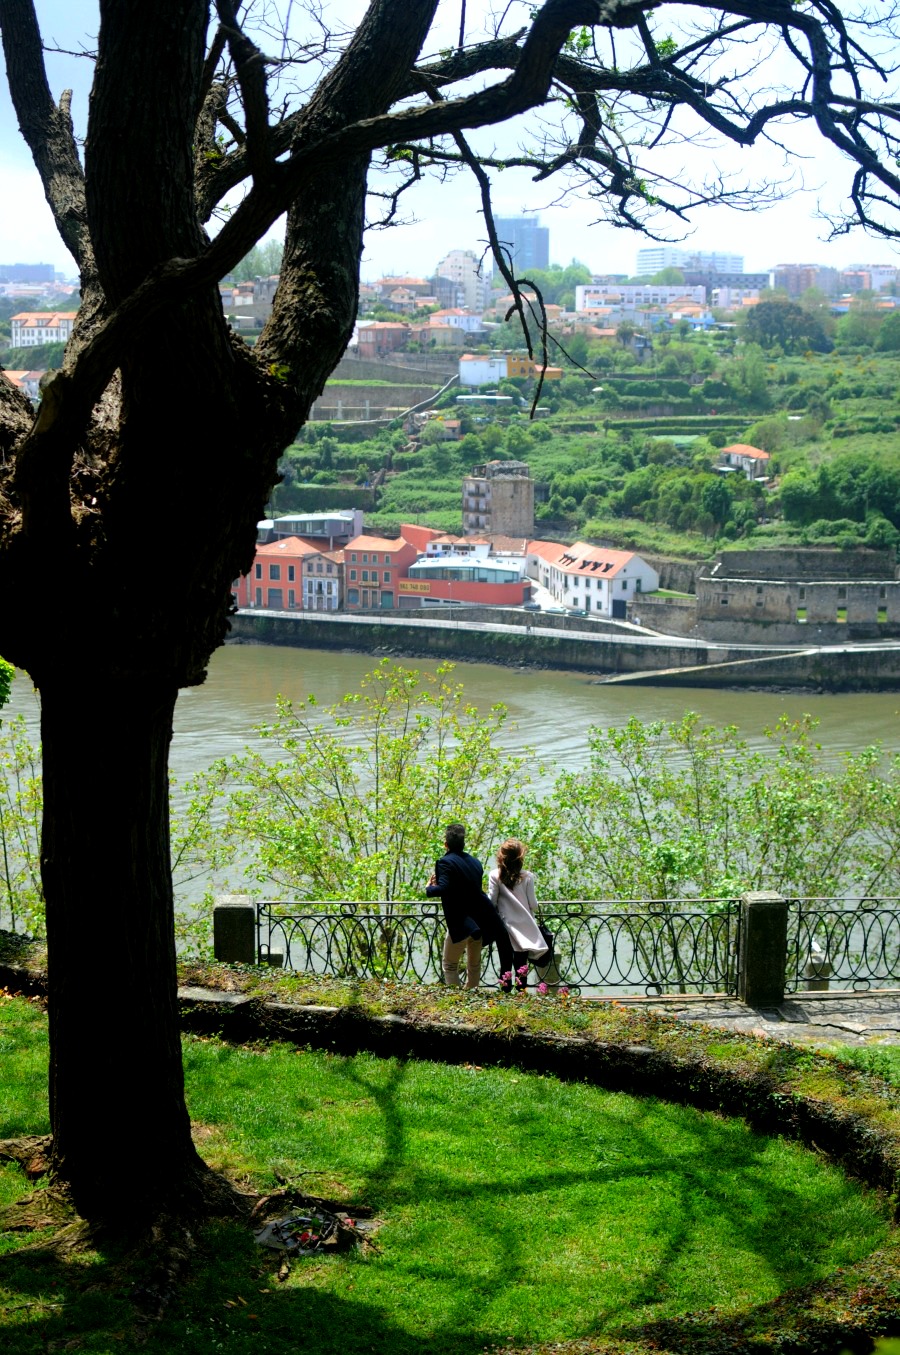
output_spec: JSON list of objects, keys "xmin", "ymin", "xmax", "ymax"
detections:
[
  {"xmin": 684, "ymin": 269, "xmax": 769, "ymax": 299},
  {"xmin": 463, "ymin": 460, "xmax": 534, "ymax": 538},
  {"xmin": 844, "ymin": 263, "xmax": 899, "ymax": 293},
  {"xmin": 434, "ymin": 249, "xmax": 488, "ymax": 312},
  {"xmin": 772, "ymin": 264, "xmax": 839, "ymax": 297},
  {"xmin": 0, "ymin": 262, "xmax": 56, "ymax": 283},
  {"xmin": 493, "ymin": 217, "xmax": 550, "ymax": 277},
  {"xmin": 635, "ymin": 246, "xmax": 743, "ymax": 276}
]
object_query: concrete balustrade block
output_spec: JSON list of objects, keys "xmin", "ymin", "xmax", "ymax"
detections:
[
  {"xmin": 739, "ymin": 891, "xmax": 788, "ymax": 1008},
  {"xmin": 213, "ymin": 895, "xmax": 257, "ymax": 964}
]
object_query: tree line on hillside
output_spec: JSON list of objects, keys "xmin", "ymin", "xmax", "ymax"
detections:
[{"xmin": 282, "ymin": 342, "xmax": 900, "ymax": 548}]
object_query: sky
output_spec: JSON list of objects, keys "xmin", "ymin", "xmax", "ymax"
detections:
[{"xmin": 1, "ymin": 1, "xmax": 899, "ymax": 284}]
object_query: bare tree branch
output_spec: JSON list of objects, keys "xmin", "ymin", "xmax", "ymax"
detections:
[{"xmin": 215, "ymin": 0, "xmax": 274, "ymax": 183}]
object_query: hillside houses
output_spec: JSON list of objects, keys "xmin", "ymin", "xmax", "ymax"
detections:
[
  {"xmin": 527, "ymin": 541, "xmax": 659, "ymax": 618},
  {"xmin": 719, "ymin": 444, "xmax": 771, "ymax": 480},
  {"xmin": 10, "ymin": 311, "xmax": 77, "ymax": 347}
]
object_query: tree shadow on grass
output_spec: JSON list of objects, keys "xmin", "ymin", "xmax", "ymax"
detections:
[
  {"xmin": 0, "ymin": 1044, "xmax": 890, "ymax": 1353},
  {"xmin": 0, "ymin": 1210, "xmax": 524, "ymax": 1355},
  {"xmin": 244, "ymin": 1059, "xmax": 888, "ymax": 1348}
]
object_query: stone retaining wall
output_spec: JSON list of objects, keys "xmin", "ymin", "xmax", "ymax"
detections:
[{"xmin": 227, "ymin": 612, "xmax": 764, "ymax": 677}]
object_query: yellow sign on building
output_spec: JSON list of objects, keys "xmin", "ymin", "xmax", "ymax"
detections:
[{"xmin": 399, "ymin": 580, "xmax": 432, "ymax": 594}]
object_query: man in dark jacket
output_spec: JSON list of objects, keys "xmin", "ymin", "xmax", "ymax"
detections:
[{"xmin": 426, "ymin": 823, "xmax": 514, "ymax": 988}]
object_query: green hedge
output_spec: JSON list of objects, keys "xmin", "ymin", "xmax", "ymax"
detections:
[{"xmin": 268, "ymin": 482, "xmax": 376, "ymax": 513}]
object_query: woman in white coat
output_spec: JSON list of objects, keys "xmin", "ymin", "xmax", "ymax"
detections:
[{"xmin": 487, "ymin": 838, "xmax": 552, "ymax": 990}]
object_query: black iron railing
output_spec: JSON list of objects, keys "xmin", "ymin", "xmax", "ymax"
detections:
[
  {"xmin": 787, "ymin": 898, "xmax": 900, "ymax": 993},
  {"xmin": 256, "ymin": 899, "xmax": 741, "ymax": 995}
]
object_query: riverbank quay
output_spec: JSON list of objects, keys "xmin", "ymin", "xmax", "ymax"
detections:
[{"xmin": 227, "ymin": 609, "xmax": 900, "ymax": 691}]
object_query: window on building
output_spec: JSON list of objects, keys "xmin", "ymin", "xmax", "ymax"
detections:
[
  {"xmin": 288, "ymin": 589, "xmax": 295, "ymax": 608},
  {"xmin": 361, "ymin": 570, "xmax": 369, "ymax": 581},
  {"xmin": 362, "ymin": 553, "xmax": 368, "ymax": 563},
  {"xmin": 384, "ymin": 555, "xmax": 391, "ymax": 565},
  {"xmin": 288, "ymin": 565, "xmax": 295, "ymax": 581},
  {"xmin": 838, "ymin": 587, "xmax": 847, "ymax": 599},
  {"xmin": 371, "ymin": 554, "xmax": 378, "ymax": 564},
  {"xmin": 349, "ymin": 569, "xmax": 357, "ymax": 580},
  {"xmin": 351, "ymin": 553, "xmax": 357, "ymax": 563},
  {"xmin": 327, "ymin": 563, "xmax": 333, "ymax": 573},
  {"xmin": 880, "ymin": 587, "xmax": 887, "ymax": 600},
  {"xmin": 720, "ymin": 597, "xmax": 729, "ymax": 605},
  {"xmin": 622, "ymin": 581, "xmax": 627, "ymax": 590},
  {"xmin": 255, "ymin": 587, "xmax": 262, "ymax": 606},
  {"xmin": 269, "ymin": 564, "xmax": 281, "ymax": 581},
  {"xmin": 383, "ymin": 571, "xmax": 391, "ymax": 583},
  {"xmin": 348, "ymin": 588, "xmax": 359, "ymax": 605},
  {"xmin": 799, "ymin": 587, "xmax": 806, "ymax": 600},
  {"xmin": 254, "ymin": 563, "xmax": 262, "ymax": 579}
]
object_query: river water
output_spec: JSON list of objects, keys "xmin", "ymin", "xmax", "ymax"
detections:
[
  {"xmin": 6, "ymin": 642, "xmax": 900, "ymax": 785},
  {"xmin": 6, "ymin": 643, "xmax": 899, "ymax": 986}
]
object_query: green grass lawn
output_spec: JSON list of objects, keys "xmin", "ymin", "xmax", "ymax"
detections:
[{"xmin": 0, "ymin": 995, "xmax": 891, "ymax": 1354}]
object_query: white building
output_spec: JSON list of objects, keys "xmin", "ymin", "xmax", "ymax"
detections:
[
  {"xmin": 434, "ymin": 249, "xmax": 488, "ymax": 314},
  {"xmin": 575, "ymin": 284, "xmax": 706, "ymax": 311},
  {"xmin": 408, "ymin": 553, "xmax": 525, "ymax": 583},
  {"xmin": 635, "ymin": 247, "xmax": 743, "ymax": 275},
  {"xmin": 428, "ymin": 309, "xmax": 483, "ymax": 332},
  {"xmin": 10, "ymin": 311, "xmax": 77, "ymax": 347},
  {"xmin": 459, "ymin": 353, "xmax": 509, "ymax": 386},
  {"xmin": 425, "ymin": 536, "xmax": 490, "ymax": 559},
  {"xmin": 527, "ymin": 540, "xmax": 659, "ymax": 618},
  {"xmin": 710, "ymin": 286, "xmax": 761, "ymax": 310},
  {"xmin": 719, "ymin": 444, "xmax": 771, "ymax": 480},
  {"xmin": 845, "ymin": 263, "xmax": 899, "ymax": 293},
  {"xmin": 3, "ymin": 370, "xmax": 43, "ymax": 400},
  {"xmin": 269, "ymin": 510, "xmax": 363, "ymax": 545}
]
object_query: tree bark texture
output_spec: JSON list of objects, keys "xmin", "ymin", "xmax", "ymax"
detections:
[
  {"xmin": 40, "ymin": 678, "xmax": 206, "ymax": 1220},
  {"xmin": 0, "ymin": 0, "xmax": 434, "ymax": 1225}
]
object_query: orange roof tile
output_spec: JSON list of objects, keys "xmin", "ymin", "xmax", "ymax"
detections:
[
  {"xmin": 11, "ymin": 311, "xmax": 77, "ymax": 325},
  {"xmin": 346, "ymin": 533, "xmax": 411, "ymax": 551},
  {"xmin": 529, "ymin": 538, "xmax": 635, "ymax": 577},
  {"xmin": 399, "ymin": 523, "xmax": 440, "ymax": 551},
  {"xmin": 256, "ymin": 536, "xmax": 322, "ymax": 557},
  {"xmin": 722, "ymin": 443, "xmax": 770, "ymax": 461}
]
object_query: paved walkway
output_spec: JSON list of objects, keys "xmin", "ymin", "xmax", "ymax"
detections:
[{"xmin": 616, "ymin": 989, "xmax": 900, "ymax": 1044}]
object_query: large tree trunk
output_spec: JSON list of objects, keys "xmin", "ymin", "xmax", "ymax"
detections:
[{"xmin": 40, "ymin": 676, "xmax": 206, "ymax": 1221}]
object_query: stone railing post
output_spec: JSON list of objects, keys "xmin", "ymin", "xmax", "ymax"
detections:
[
  {"xmin": 213, "ymin": 894, "xmax": 257, "ymax": 964},
  {"xmin": 738, "ymin": 891, "xmax": 788, "ymax": 1008}
]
